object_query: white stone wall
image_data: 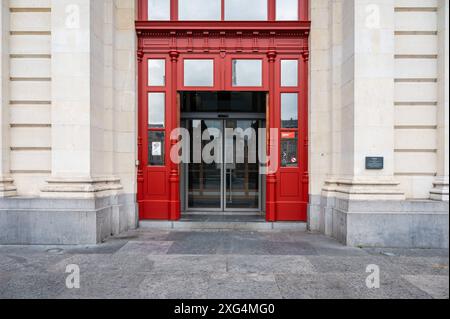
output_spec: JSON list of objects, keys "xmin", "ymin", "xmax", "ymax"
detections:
[
  {"xmin": 394, "ymin": 0, "xmax": 440, "ymax": 199},
  {"xmin": 0, "ymin": 0, "xmax": 137, "ymax": 213},
  {"xmin": 9, "ymin": 0, "xmax": 52, "ymax": 195},
  {"xmin": 0, "ymin": 0, "xmax": 447, "ymax": 206},
  {"xmin": 112, "ymin": 0, "xmax": 137, "ymax": 196},
  {"xmin": 310, "ymin": 0, "xmax": 449, "ymax": 203}
]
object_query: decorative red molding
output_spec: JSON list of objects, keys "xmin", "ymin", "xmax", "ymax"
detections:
[{"xmin": 137, "ymin": 0, "xmax": 311, "ymax": 222}]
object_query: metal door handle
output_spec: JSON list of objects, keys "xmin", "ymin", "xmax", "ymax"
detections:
[{"xmin": 227, "ymin": 168, "xmax": 233, "ymax": 203}]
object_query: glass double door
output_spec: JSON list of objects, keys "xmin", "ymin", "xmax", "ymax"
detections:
[{"xmin": 186, "ymin": 119, "xmax": 262, "ymax": 211}]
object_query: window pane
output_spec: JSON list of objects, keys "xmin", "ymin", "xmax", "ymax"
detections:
[
  {"xmin": 276, "ymin": 0, "xmax": 298, "ymax": 21},
  {"xmin": 281, "ymin": 132, "xmax": 298, "ymax": 167},
  {"xmin": 232, "ymin": 60, "xmax": 262, "ymax": 87},
  {"xmin": 179, "ymin": 0, "xmax": 221, "ymax": 20},
  {"xmin": 148, "ymin": 59, "xmax": 165, "ymax": 86},
  {"xmin": 225, "ymin": 0, "xmax": 268, "ymax": 21},
  {"xmin": 148, "ymin": 131, "xmax": 165, "ymax": 166},
  {"xmin": 148, "ymin": 93, "xmax": 165, "ymax": 128},
  {"xmin": 281, "ymin": 60, "xmax": 298, "ymax": 87},
  {"xmin": 181, "ymin": 92, "xmax": 266, "ymax": 113},
  {"xmin": 184, "ymin": 60, "xmax": 214, "ymax": 87},
  {"xmin": 281, "ymin": 93, "xmax": 298, "ymax": 128},
  {"xmin": 148, "ymin": 0, "xmax": 170, "ymax": 21}
]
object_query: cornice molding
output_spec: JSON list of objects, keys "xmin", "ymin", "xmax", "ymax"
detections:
[{"xmin": 136, "ymin": 21, "xmax": 311, "ymax": 38}]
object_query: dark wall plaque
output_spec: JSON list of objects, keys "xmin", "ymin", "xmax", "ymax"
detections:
[{"xmin": 366, "ymin": 157, "xmax": 384, "ymax": 170}]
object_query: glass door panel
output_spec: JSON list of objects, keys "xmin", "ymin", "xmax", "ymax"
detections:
[
  {"xmin": 224, "ymin": 120, "xmax": 260, "ymax": 210},
  {"xmin": 187, "ymin": 119, "xmax": 223, "ymax": 209}
]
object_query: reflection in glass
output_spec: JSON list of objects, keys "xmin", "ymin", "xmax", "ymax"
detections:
[
  {"xmin": 148, "ymin": 93, "xmax": 165, "ymax": 128},
  {"xmin": 225, "ymin": 0, "xmax": 267, "ymax": 21},
  {"xmin": 281, "ymin": 60, "xmax": 298, "ymax": 87},
  {"xmin": 181, "ymin": 92, "xmax": 266, "ymax": 113},
  {"xmin": 179, "ymin": 0, "xmax": 221, "ymax": 21},
  {"xmin": 281, "ymin": 133, "xmax": 298, "ymax": 167},
  {"xmin": 276, "ymin": 0, "xmax": 298, "ymax": 21},
  {"xmin": 184, "ymin": 60, "xmax": 214, "ymax": 87},
  {"xmin": 148, "ymin": 131, "xmax": 165, "ymax": 166},
  {"xmin": 148, "ymin": 0, "xmax": 170, "ymax": 21},
  {"xmin": 232, "ymin": 60, "xmax": 262, "ymax": 87},
  {"xmin": 188, "ymin": 120, "xmax": 223, "ymax": 209},
  {"xmin": 148, "ymin": 59, "xmax": 165, "ymax": 86},
  {"xmin": 281, "ymin": 93, "xmax": 298, "ymax": 128},
  {"xmin": 225, "ymin": 120, "xmax": 260, "ymax": 209}
]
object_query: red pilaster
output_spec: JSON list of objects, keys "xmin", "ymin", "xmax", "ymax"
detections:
[
  {"xmin": 266, "ymin": 50, "xmax": 277, "ymax": 222},
  {"xmin": 169, "ymin": 50, "xmax": 181, "ymax": 221}
]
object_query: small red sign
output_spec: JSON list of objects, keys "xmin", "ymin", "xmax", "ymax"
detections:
[{"xmin": 281, "ymin": 132, "xmax": 296, "ymax": 139}]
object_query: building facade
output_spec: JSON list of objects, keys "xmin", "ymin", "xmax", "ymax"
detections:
[{"xmin": 0, "ymin": 0, "xmax": 448, "ymax": 248}]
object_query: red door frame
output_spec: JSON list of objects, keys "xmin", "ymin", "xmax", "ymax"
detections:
[{"xmin": 136, "ymin": 0, "xmax": 310, "ymax": 221}]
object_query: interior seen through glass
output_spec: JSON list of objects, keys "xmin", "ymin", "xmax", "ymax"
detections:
[{"xmin": 182, "ymin": 92, "xmax": 265, "ymax": 211}]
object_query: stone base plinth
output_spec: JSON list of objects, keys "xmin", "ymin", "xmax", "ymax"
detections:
[
  {"xmin": 0, "ymin": 194, "xmax": 137, "ymax": 245},
  {"xmin": 430, "ymin": 177, "xmax": 449, "ymax": 201},
  {"xmin": 0, "ymin": 177, "xmax": 17, "ymax": 197},
  {"xmin": 310, "ymin": 196, "xmax": 449, "ymax": 249}
]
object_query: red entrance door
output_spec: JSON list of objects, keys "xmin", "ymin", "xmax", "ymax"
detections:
[{"xmin": 136, "ymin": 0, "xmax": 310, "ymax": 222}]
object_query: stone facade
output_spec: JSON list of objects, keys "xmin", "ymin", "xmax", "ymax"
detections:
[
  {"xmin": 1, "ymin": 0, "xmax": 137, "ymax": 244},
  {"xmin": 309, "ymin": 0, "xmax": 449, "ymax": 247},
  {"xmin": 0, "ymin": 0, "xmax": 448, "ymax": 247}
]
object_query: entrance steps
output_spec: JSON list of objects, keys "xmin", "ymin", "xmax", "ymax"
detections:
[{"xmin": 139, "ymin": 214, "xmax": 308, "ymax": 231}]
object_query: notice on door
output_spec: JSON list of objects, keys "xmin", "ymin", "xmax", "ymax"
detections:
[{"xmin": 152, "ymin": 142, "xmax": 162, "ymax": 156}]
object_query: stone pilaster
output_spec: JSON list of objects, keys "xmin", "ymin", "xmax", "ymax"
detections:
[
  {"xmin": 0, "ymin": 0, "xmax": 16, "ymax": 197},
  {"xmin": 41, "ymin": 0, "xmax": 122, "ymax": 198},
  {"xmin": 430, "ymin": 0, "xmax": 449, "ymax": 201},
  {"xmin": 322, "ymin": 0, "xmax": 404, "ymax": 201}
]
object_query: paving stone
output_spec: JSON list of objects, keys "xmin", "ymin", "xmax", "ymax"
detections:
[
  {"xmin": 307, "ymin": 256, "xmax": 405, "ymax": 275},
  {"xmin": 275, "ymin": 273, "xmax": 432, "ymax": 299},
  {"xmin": 363, "ymin": 248, "xmax": 450, "ymax": 258},
  {"xmin": 63, "ymin": 240, "xmax": 129, "ymax": 255},
  {"xmin": 148, "ymin": 255, "xmax": 227, "ymax": 274},
  {"xmin": 265, "ymin": 241, "xmax": 318, "ymax": 256},
  {"xmin": 275, "ymin": 274, "xmax": 351, "ymax": 299},
  {"xmin": 227, "ymin": 255, "xmax": 316, "ymax": 275},
  {"xmin": 132, "ymin": 230, "xmax": 172, "ymax": 241},
  {"xmin": 403, "ymin": 275, "xmax": 449, "ymax": 299},
  {"xmin": 167, "ymin": 232, "xmax": 227, "ymax": 255},
  {"xmin": 58, "ymin": 270, "xmax": 147, "ymax": 299},
  {"xmin": 223, "ymin": 239, "xmax": 271, "ymax": 255},
  {"xmin": 114, "ymin": 241, "xmax": 173, "ymax": 256},
  {"xmin": 393, "ymin": 257, "xmax": 449, "ymax": 276},
  {"xmin": 49, "ymin": 253, "xmax": 154, "ymax": 275},
  {"xmin": 207, "ymin": 273, "xmax": 282, "ymax": 299},
  {"xmin": 0, "ymin": 272, "xmax": 67, "ymax": 299},
  {"xmin": 139, "ymin": 273, "xmax": 209, "ymax": 299},
  {"xmin": 0, "ymin": 229, "xmax": 448, "ymax": 299}
]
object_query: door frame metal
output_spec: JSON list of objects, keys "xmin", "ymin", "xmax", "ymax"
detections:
[{"xmin": 182, "ymin": 116, "xmax": 266, "ymax": 213}]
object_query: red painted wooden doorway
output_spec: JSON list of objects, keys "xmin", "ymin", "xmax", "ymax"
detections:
[{"xmin": 136, "ymin": 0, "xmax": 310, "ymax": 222}]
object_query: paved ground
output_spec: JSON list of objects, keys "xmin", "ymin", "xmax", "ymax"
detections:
[{"xmin": 0, "ymin": 229, "xmax": 448, "ymax": 299}]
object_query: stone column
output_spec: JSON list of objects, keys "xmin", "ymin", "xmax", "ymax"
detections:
[
  {"xmin": 0, "ymin": 0, "xmax": 16, "ymax": 197},
  {"xmin": 41, "ymin": 0, "xmax": 121, "ymax": 198},
  {"xmin": 329, "ymin": 0, "xmax": 404, "ymax": 200},
  {"xmin": 430, "ymin": 0, "xmax": 449, "ymax": 201}
]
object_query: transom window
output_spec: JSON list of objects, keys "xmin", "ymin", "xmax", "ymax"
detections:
[
  {"xmin": 146, "ymin": 0, "xmax": 302, "ymax": 21},
  {"xmin": 178, "ymin": 0, "xmax": 221, "ymax": 21},
  {"xmin": 147, "ymin": 0, "xmax": 171, "ymax": 21},
  {"xmin": 232, "ymin": 59, "xmax": 263, "ymax": 87},
  {"xmin": 225, "ymin": 0, "xmax": 267, "ymax": 21},
  {"xmin": 184, "ymin": 59, "xmax": 214, "ymax": 87},
  {"xmin": 276, "ymin": 0, "xmax": 298, "ymax": 21}
]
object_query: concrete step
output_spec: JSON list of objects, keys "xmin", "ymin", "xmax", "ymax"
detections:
[{"xmin": 139, "ymin": 214, "xmax": 308, "ymax": 231}]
